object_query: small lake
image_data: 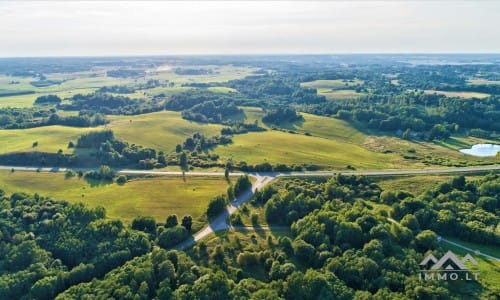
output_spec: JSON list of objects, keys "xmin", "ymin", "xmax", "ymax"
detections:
[{"xmin": 459, "ymin": 144, "xmax": 500, "ymax": 157}]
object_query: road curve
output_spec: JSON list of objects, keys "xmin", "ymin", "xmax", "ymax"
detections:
[{"xmin": 1, "ymin": 164, "xmax": 499, "ymax": 252}]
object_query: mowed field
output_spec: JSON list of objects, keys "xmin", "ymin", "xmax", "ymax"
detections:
[
  {"xmin": 423, "ymin": 90, "xmax": 490, "ymax": 99},
  {"xmin": 0, "ymin": 170, "xmax": 228, "ymax": 226}
]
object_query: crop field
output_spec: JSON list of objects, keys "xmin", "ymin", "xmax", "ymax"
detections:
[
  {"xmin": 107, "ymin": 110, "xmax": 225, "ymax": 153},
  {"xmin": 423, "ymin": 90, "xmax": 490, "ymax": 99},
  {"xmin": 0, "ymin": 170, "xmax": 229, "ymax": 226}
]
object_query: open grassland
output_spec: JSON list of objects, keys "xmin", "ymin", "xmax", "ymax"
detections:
[
  {"xmin": 301, "ymin": 79, "xmax": 363, "ymax": 89},
  {"xmin": 215, "ymin": 130, "xmax": 396, "ymax": 169},
  {"xmin": 318, "ymin": 89, "xmax": 366, "ymax": 100},
  {"xmin": 107, "ymin": 110, "xmax": 225, "ymax": 153},
  {"xmin": 149, "ymin": 65, "xmax": 258, "ymax": 84},
  {"xmin": 0, "ymin": 170, "xmax": 228, "ymax": 226},
  {"xmin": 242, "ymin": 108, "xmax": 366, "ymax": 143},
  {"xmin": 423, "ymin": 90, "xmax": 490, "ymax": 99},
  {"xmin": 300, "ymin": 79, "xmax": 365, "ymax": 100},
  {"xmin": 441, "ymin": 241, "xmax": 499, "ymax": 297},
  {"xmin": 374, "ymin": 175, "xmax": 455, "ymax": 195},
  {"xmin": 362, "ymin": 135, "xmax": 499, "ymax": 167},
  {"xmin": 0, "ymin": 125, "xmax": 98, "ymax": 154},
  {"xmin": 467, "ymin": 79, "xmax": 500, "ymax": 85}
]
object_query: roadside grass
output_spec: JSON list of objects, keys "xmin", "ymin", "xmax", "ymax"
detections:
[
  {"xmin": 107, "ymin": 110, "xmax": 225, "ymax": 153},
  {"xmin": 0, "ymin": 170, "xmax": 228, "ymax": 228},
  {"xmin": 214, "ymin": 130, "xmax": 396, "ymax": 170},
  {"xmin": 374, "ymin": 175, "xmax": 456, "ymax": 195},
  {"xmin": 442, "ymin": 236, "xmax": 500, "ymax": 258},
  {"xmin": 423, "ymin": 90, "xmax": 490, "ymax": 99},
  {"xmin": 441, "ymin": 242, "xmax": 499, "ymax": 297}
]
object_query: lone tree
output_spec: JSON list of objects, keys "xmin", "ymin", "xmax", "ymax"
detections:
[{"xmin": 181, "ymin": 215, "xmax": 193, "ymax": 231}]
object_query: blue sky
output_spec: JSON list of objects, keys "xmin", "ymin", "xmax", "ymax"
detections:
[{"xmin": 0, "ymin": 1, "xmax": 498, "ymax": 56}]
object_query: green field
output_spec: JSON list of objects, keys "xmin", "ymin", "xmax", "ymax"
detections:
[
  {"xmin": 0, "ymin": 125, "xmax": 98, "ymax": 154},
  {"xmin": 301, "ymin": 79, "xmax": 364, "ymax": 89},
  {"xmin": 0, "ymin": 170, "xmax": 229, "ymax": 227},
  {"xmin": 423, "ymin": 90, "xmax": 490, "ymax": 99},
  {"xmin": 300, "ymin": 79, "xmax": 365, "ymax": 100},
  {"xmin": 441, "ymin": 241, "xmax": 499, "ymax": 297},
  {"xmin": 107, "ymin": 110, "xmax": 225, "ymax": 153},
  {"xmin": 215, "ymin": 130, "xmax": 395, "ymax": 169}
]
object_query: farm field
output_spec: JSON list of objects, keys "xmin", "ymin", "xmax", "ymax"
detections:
[
  {"xmin": 423, "ymin": 89, "xmax": 490, "ymax": 99},
  {"xmin": 0, "ymin": 170, "xmax": 229, "ymax": 227}
]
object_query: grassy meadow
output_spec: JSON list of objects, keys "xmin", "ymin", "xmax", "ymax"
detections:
[
  {"xmin": 423, "ymin": 90, "xmax": 490, "ymax": 99},
  {"xmin": 0, "ymin": 170, "xmax": 229, "ymax": 227},
  {"xmin": 0, "ymin": 125, "xmax": 98, "ymax": 154},
  {"xmin": 301, "ymin": 79, "xmax": 365, "ymax": 100},
  {"xmin": 107, "ymin": 110, "xmax": 225, "ymax": 153},
  {"xmin": 215, "ymin": 130, "xmax": 395, "ymax": 169}
]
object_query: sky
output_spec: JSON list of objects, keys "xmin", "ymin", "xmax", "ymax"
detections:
[{"xmin": 0, "ymin": 1, "xmax": 499, "ymax": 57}]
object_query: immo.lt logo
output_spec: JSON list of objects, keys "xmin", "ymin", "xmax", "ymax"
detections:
[{"xmin": 419, "ymin": 251, "xmax": 479, "ymax": 281}]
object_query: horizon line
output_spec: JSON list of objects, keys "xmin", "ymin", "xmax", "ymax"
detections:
[{"xmin": 1, "ymin": 52, "xmax": 500, "ymax": 59}]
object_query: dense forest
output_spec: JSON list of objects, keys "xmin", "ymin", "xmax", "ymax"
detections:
[{"xmin": 1, "ymin": 173, "xmax": 497, "ymax": 299}]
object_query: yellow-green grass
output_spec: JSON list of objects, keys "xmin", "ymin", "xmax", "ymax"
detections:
[
  {"xmin": 375, "ymin": 175, "xmax": 455, "ymax": 195},
  {"xmin": 241, "ymin": 108, "xmax": 366, "ymax": 143},
  {"xmin": 423, "ymin": 90, "xmax": 490, "ymax": 99},
  {"xmin": 441, "ymin": 241, "xmax": 499, "ymax": 296},
  {"xmin": 466, "ymin": 79, "xmax": 500, "ymax": 85},
  {"xmin": 214, "ymin": 130, "xmax": 396, "ymax": 169},
  {"xmin": 0, "ymin": 125, "xmax": 99, "ymax": 154},
  {"xmin": 300, "ymin": 79, "xmax": 363, "ymax": 89},
  {"xmin": 207, "ymin": 86, "xmax": 238, "ymax": 93},
  {"xmin": 150, "ymin": 65, "xmax": 258, "ymax": 84},
  {"xmin": 282, "ymin": 112, "xmax": 366, "ymax": 144},
  {"xmin": 107, "ymin": 110, "xmax": 224, "ymax": 153},
  {"xmin": 362, "ymin": 135, "xmax": 499, "ymax": 167},
  {"xmin": 318, "ymin": 89, "xmax": 366, "ymax": 100},
  {"xmin": 0, "ymin": 170, "xmax": 229, "ymax": 226}
]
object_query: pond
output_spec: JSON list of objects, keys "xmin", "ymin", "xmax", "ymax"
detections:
[{"xmin": 459, "ymin": 144, "xmax": 500, "ymax": 157}]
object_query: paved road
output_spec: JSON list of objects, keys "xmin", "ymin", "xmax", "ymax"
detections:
[
  {"xmin": 2, "ymin": 164, "xmax": 498, "ymax": 178},
  {"xmin": 175, "ymin": 175, "xmax": 274, "ymax": 250},
  {"xmin": 2, "ymin": 164, "xmax": 499, "ymax": 253}
]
